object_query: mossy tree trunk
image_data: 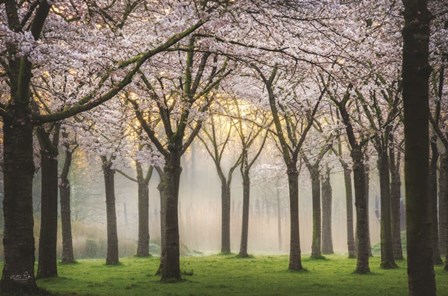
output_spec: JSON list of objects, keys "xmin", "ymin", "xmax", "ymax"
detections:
[{"xmin": 402, "ymin": 0, "xmax": 436, "ymax": 293}]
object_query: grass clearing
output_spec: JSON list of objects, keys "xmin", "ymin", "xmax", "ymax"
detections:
[{"xmin": 34, "ymin": 255, "xmax": 448, "ymax": 296}]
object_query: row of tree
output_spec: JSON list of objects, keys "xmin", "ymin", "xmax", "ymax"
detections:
[{"xmin": 0, "ymin": 0, "xmax": 446, "ymax": 295}]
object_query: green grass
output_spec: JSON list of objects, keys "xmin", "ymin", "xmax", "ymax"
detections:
[{"xmin": 35, "ymin": 255, "xmax": 448, "ymax": 296}]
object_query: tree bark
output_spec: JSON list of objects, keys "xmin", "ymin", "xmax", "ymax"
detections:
[
  {"xmin": 287, "ymin": 165, "xmax": 303, "ymax": 271},
  {"xmin": 402, "ymin": 0, "xmax": 436, "ymax": 293},
  {"xmin": 439, "ymin": 154, "xmax": 447, "ymax": 257},
  {"xmin": 342, "ymin": 165, "xmax": 356, "ymax": 258},
  {"xmin": 221, "ymin": 182, "xmax": 231, "ymax": 254},
  {"xmin": 60, "ymin": 149, "xmax": 75, "ymax": 264},
  {"xmin": 102, "ymin": 159, "xmax": 119, "ymax": 265},
  {"xmin": 321, "ymin": 169, "xmax": 334, "ymax": 254},
  {"xmin": 238, "ymin": 170, "xmax": 250, "ymax": 257},
  {"xmin": 160, "ymin": 151, "xmax": 182, "ymax": 282},
  {"xmin": 37, "ymin": 143, "xmax": 59, "ymax": 278},
  {"xmin": 429, "ymin": 139, "xmax": 443, "ymax": 264},
  {"xmin": 390, "ymin": 144, "xmax": 404, "ymax": 260},
  {"xmin": 136, "ymin": 163, "xmax": 151, "ymax": 257},
  {"xmin": 136, "ymin": 181, "xmax": 150, "ymax": 257},
  {"xmin": 1, "ymin": 112, "xmax": 37, "ymax": 292},
  {"xmin": 310, "ymin": 168, "xmax": 322, "ymax": 258},
  {"xmin": 364, "ymin": 162, "xmax": 373, "ymax": 257},
  {"xmin": 352, "ymin": 148, "xmax": 370, "ymax": 273},
  {"xmin": 276, "ymin": 187, "xmax": 282, "ymax": 252},
  {"xmin": 377, "ymin": 150, "xmax": 397, "ymax": 268}
]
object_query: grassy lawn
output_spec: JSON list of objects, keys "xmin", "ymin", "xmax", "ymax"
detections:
[{"xmin": 35, "ymin": 255, "xmax": 448, "ymax": 296}]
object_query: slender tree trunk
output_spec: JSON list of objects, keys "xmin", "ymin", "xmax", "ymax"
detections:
[
  {"xmin": 377, "ymin": 150, "xmax": 397, "ymax": 268},
  {"xmin": 352, "ymin": 149, "xmax": 370, "ymax": 274},
  {"xmin": 1, "ymin": 114, "xmax": 37, "ymax": 292},
  {"xmin": 343, "ymin": 165, "xmax": 356, "ymax": 258},
  {"xmin": 287, "ymin": 164, "xmax": 303, "ymax": 271},
  {"xmin": 402, "ymin": 0, "xmax": 436, "ymax": 293},
  {"xmin": 430, "ymin": 140, "xmax": 443, "ymax": 264},
  {"xmin": 102, "ymin": 160, "xmax": 119, "ymax": 265},
  {"xmin": 310, "ymin": 168, "xmax": 322, "ymax": 258},
  {"xmin": 60, "ymin": 150, "xmax": 75, "ymax": 264},
  {"xmin": 37, "ymin": 147, "xmax": 59, "ymax": 278},
  {"xmin": 239, "ymin": 170, "xmax": 250, "ymax": 257},
  {"xmin": 439, "ymin": 154, "xmax": 447, "ymax": 257},
  {"xmin": 221, "ymin": 182, "xmax": 231, "ymax": 254},
  {"xmin": 390, "ymin": 146, "xmax": 404, "ymax": 260},
  {"xmin": 136, "ymin": 180, "xmax": 150, "ymax": 257},
  {"xmin": 160, "ymin": 152, "xmax": 182, "ymax": 282},
  {"xmin": 276, "ymin": 187, "xmax": 282, "ymax": 252},
  {"xmin": 321, "ymin": 169, "xmax": 334, "ymax": 254}
]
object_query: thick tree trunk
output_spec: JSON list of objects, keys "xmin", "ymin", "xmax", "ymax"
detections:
[
  {"xmin": 342, "ymin": 165, "xmax": 356, "ymax": 258},
  {"xmin": 310, "ymin": 168, "xmax": 322, "ymax": 258},
  {"xmin": 160, "ymin": 152, "xmax": 182, "ymax": 282},
  {"xmin": 429, "ymin": 140, "xmax": 443, "ymax": 264},
  {"xmin": 352, "ymin": 149, "xmax": 370, "ymax": 274},
  {"xmin": 377, "ymin": 151, "xmax": 397, "ymax": 268},
  {"xmin": 321, "ymin": 170, "xmax": 334, "ymax": 255},
  {"xmin": 221, "ymin": 182, "xmax": 231, "ymax": 254},
  {"xmin": 239, "ymin": 171, "xmax": 250, "ymax": 257},
  {"xmin": 439, "ymin": 154, "xmax": 447, "ymax": 256},
  {"xmin": 37, "ymin": 148, "xmax": 59, "ymax": 278},
  {"xmin": 390, "ymin": 143, "xmax": 404, "ymax": 260},
  {"xmin": 364, "ymin": 164, "xmax": 373, "ymax": 257},
  {"xmin": 136, "ymin": 180, "xmax": 150, "ymax": 257},
  {"xmin": 1, "ymin": 114, "xmax": 37, "ymax": 292},
  {"xmin": 287, "ymin": 165, "xmax": 303, "ymax": 271},
  {"xmin": 102, "ymin": 160, "xmax": 119, "ymax": 265},
  {"xmin": 402, "ymin": 1, "xmax": 436, "ymax": 293}
]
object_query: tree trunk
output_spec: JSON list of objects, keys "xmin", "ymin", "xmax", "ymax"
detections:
[
  {"xmin": 276, "ymin": 187, "xmax": 282, "ymax": 252},
  {"xmin": 377, "ymin": 150, "xmax": 397, "ymax": 268},
  {"xmin": 310, "ymin": 168, "xmax": 322, "ymax": 258},
  {"xmin": 429, "ymin": 140, "xmax": 443, "ymax": 264},
  {"xmin": 60, "ymin": 149, "xmax": 75, "ymax": 264},
  {"xmin": 160, "ymin": 152, "xmax": 182, "ymax": 282},
  {"xmin": 136, "ymin": 180, "xmax": 150, "ymax": 257},
  {"xmin": 364, "ymin": 163, "xmax": 373, "ymax": 257},
  {"xmin": 343, "ymin": 165, "xmax": 356, "ymax": 258},
  {"xmin": 402, "ymin": 0, "xmax": 436, "ymax": 293},
  {"xmin": 390, "ymin": 142, "xmax": 404, "ymax": 260},
  {"xmin": 321, "ymin": 169, "xmax": 334, "ymax": 254},
  {"xmin": 239, "ymin": 170, "xmax": 250, "ymax": 257},
  {"xmin": 287, "ymin": 165, "xmax": 303, "ymax": 271},
  {"xmin": 102, "ymin": 160, "xmax": 119, "ymax": 265},
  {"xmin": 37, "ymin": 146, "xmax": 59, "ymax": 278},
  {"xmin": 1, "ymin": 113, "xmax": 37, "ymax": 292},
  {"xmin": 155, "ymin": 176, "xmax": 165, "ymax": 276},
  {"xmin": 352, "ymin": 148, "xmax": 370, "ymax": 274},
  {"xmin": 221, "ymin": 182, "xmax": 231, "ymax": 254},
  {"xmin": 439, "ymin": 154, "xmax": 447, "ymax": 257}
]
